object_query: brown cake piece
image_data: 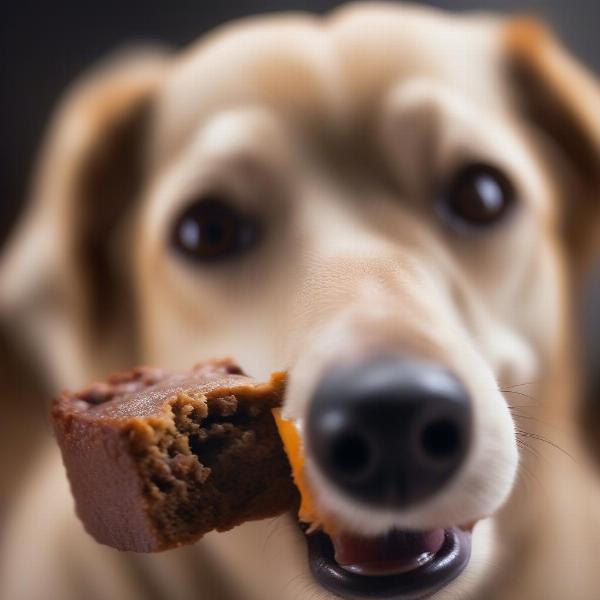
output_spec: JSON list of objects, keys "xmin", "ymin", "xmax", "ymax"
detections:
[{"xmin": 51, "ymin": 359, "xmax": 298, "ymax": 552}]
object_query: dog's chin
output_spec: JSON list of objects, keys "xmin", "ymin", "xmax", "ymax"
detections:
[{"xmin": 301, "ymin": 518, "xmax": 494, "ymax": 600}]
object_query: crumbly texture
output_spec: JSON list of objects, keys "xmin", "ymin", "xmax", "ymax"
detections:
[{"xmin": 51, "ymin": 360, "xmax": 298, "ymax": 552}]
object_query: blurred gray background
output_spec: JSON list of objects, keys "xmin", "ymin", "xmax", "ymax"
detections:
[{"xmin": 2, "ymin": 0, "xmax": 599, "ymax": 381}]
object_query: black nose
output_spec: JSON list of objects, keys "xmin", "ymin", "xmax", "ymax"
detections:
[{"xmin": 306, "ymin": 356, "xmax": 472, "ymax": 509}]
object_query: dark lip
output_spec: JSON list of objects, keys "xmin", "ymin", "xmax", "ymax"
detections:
[{"xmin": 306, "ymin": 527, "xmax": 472, "ymax": 600}]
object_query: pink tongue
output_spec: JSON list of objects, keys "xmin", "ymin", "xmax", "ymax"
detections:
[{"xmin": 332, "ymin": 529, "xmax": 446, "ymax": 576}]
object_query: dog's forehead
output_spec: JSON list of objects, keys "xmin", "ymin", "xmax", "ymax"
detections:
[{"xmin": 149, "ymin": 4, "xmax": 509, "ymax": 167}]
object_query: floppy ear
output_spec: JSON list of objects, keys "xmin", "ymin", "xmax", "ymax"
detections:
[
  {"xmin": 0, "ymin": 48, "xmax": 169, "ymax": 392},
  {"xmin": 504, "ymin": 18, "xmax": 600, "ymax": 273}
]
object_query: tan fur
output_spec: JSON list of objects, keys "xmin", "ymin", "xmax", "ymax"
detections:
[
  {"xmin": 2, "ymin": 4, "xmax": 600, "ymax": 599},
  {"xmin": 505, "ymin": 17, "xmax": 600, "ymax": 269}
]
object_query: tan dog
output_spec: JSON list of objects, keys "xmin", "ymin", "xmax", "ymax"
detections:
[{"xmin": 2, "ymin": 3, "xmax": 600, "ymax": 599}]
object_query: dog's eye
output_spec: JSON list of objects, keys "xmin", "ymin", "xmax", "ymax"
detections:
[
  {"xmin": 170, "ymin": 197, "xmax": 261, "ymax": 262},
  {"xmin": 440, "ymin": 164, "xmax": 515, "ymax": 229}
]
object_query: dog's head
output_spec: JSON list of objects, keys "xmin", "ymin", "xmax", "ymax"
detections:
[{"xmin": 3, "ymin": 4, "xmax": 600, "ymax": 599}]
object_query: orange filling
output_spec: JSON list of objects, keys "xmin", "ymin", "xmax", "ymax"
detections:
[{"xmin": 272, "ymin": 408, "xmax": 325, "ymax": 532}]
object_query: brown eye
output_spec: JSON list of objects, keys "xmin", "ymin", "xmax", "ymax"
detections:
[
  {"xmin": 441, "ymin": 164, "xmax": 515, "ymax": 229},
  {"xmin": 171, "ymin": 197, "xmax": 261, "ymax": 262}
]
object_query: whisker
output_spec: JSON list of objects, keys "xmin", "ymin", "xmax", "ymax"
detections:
[
  {"xmin": 509, "ymin": 410, "xmax": 566, "ymax": 434},
  {"xmin": 517, "ymin": 438, "xmax": 549, "ymax": 470},
  {"xmin": 501, "ymin": 380, "xmax": 540, "ymax": 390},
  {"xmin": 501, "ymin": 389, "xmax": 538, "ymax": 403},
  {"xmin": 516, "ymin": 442, "xmax": 544, "ymax": 489},
  {"xmin": 517, "ymin": 439, "xmax": 543, "ymax": 465},
  {"xmin": 517, "ymin": 438, "xmax": 542, "ymax": 460},
  {"xmin": 515, "ymin": 429, "xmax": 576, "ymax": 462},
  {"xmin": 508, "ymin": 406, "xmax": 541, "ymax": 415}
]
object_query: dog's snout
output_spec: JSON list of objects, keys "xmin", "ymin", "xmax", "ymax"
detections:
[{"xmin": 306, "ymin": 356, "xmax": 472, "ymax": 509}]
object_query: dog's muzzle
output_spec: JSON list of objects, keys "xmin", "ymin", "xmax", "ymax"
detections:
[{"xmin": 302, "ymin": 355, "xmax": 474, "ymax": 599}]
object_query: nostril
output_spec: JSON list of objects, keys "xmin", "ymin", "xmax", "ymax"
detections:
[
  {"xmin": 307, "ymin": 356, "xmax": 472, "ymax": 508},
  {"xmin": 419, "ymin": 418, "xmax": 462, "ymax": 462},
  {"xmin": 329, "ymin": 432, "xmax": 376, "ymax": 483}
]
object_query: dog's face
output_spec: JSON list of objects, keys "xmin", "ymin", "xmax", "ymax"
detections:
[{"xmin": 3, "ymin": 4, "xmax": 600, "ymax": 599}]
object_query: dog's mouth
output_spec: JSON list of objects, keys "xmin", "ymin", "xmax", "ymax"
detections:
[{"xmin": 303, "ymin": 524, "xmax": 472, "ymax": 600}]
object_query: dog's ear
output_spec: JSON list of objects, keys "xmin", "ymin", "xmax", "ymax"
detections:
[
  {"xmin": 0, "ymin": 48, "xmax": 169, "ymax": 392},
  {"xmin": 504, "ymin": 18, "xmax": 600, "ymax": 273}
]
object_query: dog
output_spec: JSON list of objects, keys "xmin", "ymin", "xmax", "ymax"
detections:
[{"xmin": 2, "ymin": 3, "xmax": 600, "ymax": 599}]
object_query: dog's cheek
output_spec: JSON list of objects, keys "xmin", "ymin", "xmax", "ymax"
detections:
[{"xmin": 440, "ymin": 340, "xmax": 520, "ymax": 520}]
